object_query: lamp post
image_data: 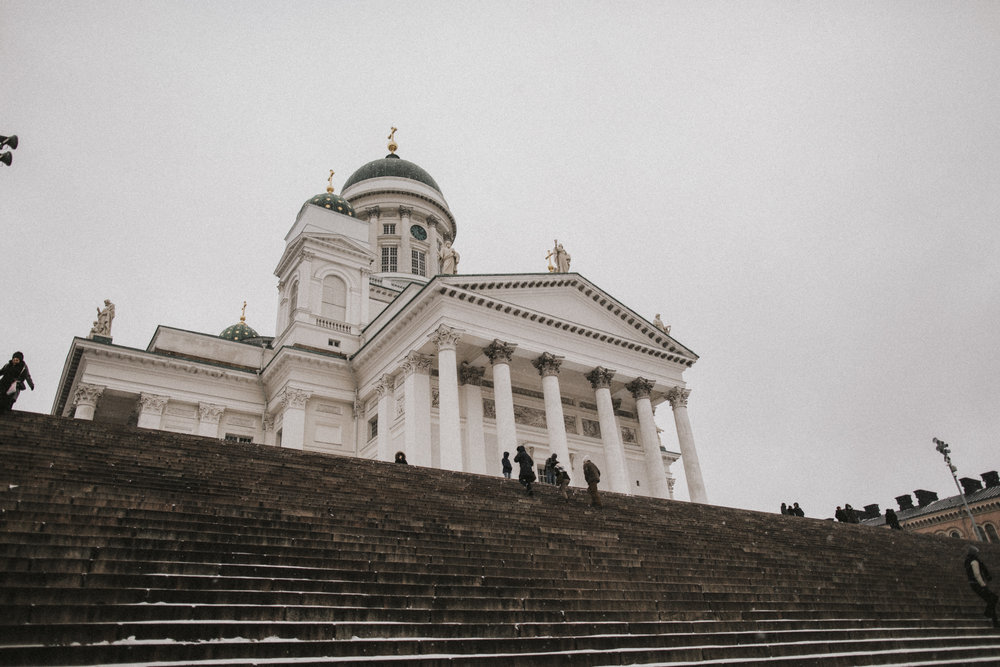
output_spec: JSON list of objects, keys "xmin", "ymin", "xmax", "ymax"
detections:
[
  {"xmin": 933, "ymin": 437, "xmax": 982, "ymax": 542},
  {"xmin": 0, "ymin": 134, "xmax": 18, "ymax": 166}
]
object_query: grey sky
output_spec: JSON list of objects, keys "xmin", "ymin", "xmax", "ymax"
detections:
[{"xmin": 3, "ymin": 1, "xmax": 998, "ymax": 516}]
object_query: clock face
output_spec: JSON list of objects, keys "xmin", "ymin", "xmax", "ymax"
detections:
[{"xmin": 410, "ymin": 225, "xmax": 427, "ymax": 241}]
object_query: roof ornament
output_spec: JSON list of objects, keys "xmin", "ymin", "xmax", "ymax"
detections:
[
  {"xmin": 240, "ymin": 300, "xmax": 247, "ymax": 323},
  {"xmin": 546, "ymin": 239, "xmax": 571, "ymax": 273},
  {"xmin": 387, "ymin": 126, "xmax": 398, "ymax": 154},
  {"xmin": 326, "ymin": 170, "xmax": 335, "ymax": 193}
]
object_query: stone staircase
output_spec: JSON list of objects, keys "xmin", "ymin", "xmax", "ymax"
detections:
[{"xmin": 0, "ymin": 410, "xmax": 998, "ymax": 666}]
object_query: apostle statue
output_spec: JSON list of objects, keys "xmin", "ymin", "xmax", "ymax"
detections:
[
  {"xmin": 546, "ymin": 239, "xmax": 571, "ymax": 273},
  {"xmin": 90, "ymin": 299, "xmax": 116, "ymax": 338},
  {"xmin": 439, "ymin": 239, "xmax": 460, "ymax": 275},
  {"xmin": 653, "ymin": 313, "xmax": 671, "ymax": 335}
]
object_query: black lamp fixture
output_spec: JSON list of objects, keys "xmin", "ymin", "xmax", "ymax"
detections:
[{"xmin": 0, "ymin": 135, "xmax": 18, "ymax": 166}]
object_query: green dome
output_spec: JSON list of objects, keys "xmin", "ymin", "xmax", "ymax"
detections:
[
  {"xmin": 220, "ymin": 321, "xmax": 260, "ymax": 343},
  {"xmin": 343, "ymin": 154, "xmax": 443, "ymax": 194},
  {"xmin": 306, "ymin": 191, "xmax": 356, "ymax": 217}
]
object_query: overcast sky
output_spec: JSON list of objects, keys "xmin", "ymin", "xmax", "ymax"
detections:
[{"xmin": 3, "ymin": 1, "xmax": 998, "ymax": 517}]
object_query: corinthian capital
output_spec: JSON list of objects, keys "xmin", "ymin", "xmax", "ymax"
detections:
[
  {"xmin": 585, "ymin": 366, "xmax": 616, "ymax": 389},
  {"xmin": 483, "ymin": 339, "xmax": 517, "ymax": 364},
  {"xmin": 281, "ymin": 387, "xmax": 311, "ymax": 410},
  {"xmin": 400, "ymin": 351, "xmax": 433, "ymax": 376},
  {"xmin": 73, "ymin": 383, "xmax": 105, "ymax": 407},
  {"xmin": 139, "ymin": 393, "xmax": 168, "ymax": 414},
  {"xmin": 398, "ymin": 205, "xmax": 413, "ymax": 219},
  {"xmin": 666, "ymin": 386, "xmax": 691, "ymax": 408},
  {"xmin": 374, "ymin": 374, "xmax": 394, "ymax": 398},
  {"xmin": 625, "ymin": 377, "xmax": 655, "ymax": 400},
  {"xmin": 365, "ymin": 206, "xmax": 381, "ymax": 221},
  {"xmin": 532, "ymin": 352, "xmax": 563, "ymax": 377},
  {"xmin": 198, "ymin": 403, "xmax": 226, "ymax": 424},
  {"xmin": 430, "ymin": 324, "xmax": 462, "ymax": 351},
  {"xmin": 459, "ymin": 361, "xmax": 485, "ymax": 386}
]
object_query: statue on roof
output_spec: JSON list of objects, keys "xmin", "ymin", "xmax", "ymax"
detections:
[
  {"xmin": 546, "ymin": 240, "xmax": 571, "ymax": 273},
  {"xmin": 89, "ymin": 299, "xmax": 115, "ymax": 338},
  {"xmin": 653, "ymin": 313, "xmax": 671, "ymax": 335},
  {"xmin": 439, "ymin": 239, "xmax": 460, "ymax": 275}
]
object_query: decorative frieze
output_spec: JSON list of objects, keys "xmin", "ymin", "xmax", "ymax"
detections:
[{"xmin": 582, "ymin": 418, "xmax": 602, "ymax": 439}]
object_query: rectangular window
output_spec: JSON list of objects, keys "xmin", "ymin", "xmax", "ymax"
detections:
[
  {"xmin": 382, "ymin": 223, "xmax": 396, "ymax": 235},
  {"xmin": 368, "ymin": 416, "xmax": 378, "ymax": 441},
  {"xmin": 224, "ymin": 433, "xmax": 253, "ymax": 444},
  {"xmin": 411, "ymin": 249, "xmax": 426, "ymax": 276},
  {"xmin": 381, "ymin": 246, "xmax": 397, "ymax": 273}
]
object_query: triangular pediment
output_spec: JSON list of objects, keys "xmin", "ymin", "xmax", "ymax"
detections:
[
  {"xmin": 274, "ymin": 233, "xmax": 375, "ymax": 278},
  {"xmin": 435, "ymin": 273, "xmax": 696, "ymax": 361}
]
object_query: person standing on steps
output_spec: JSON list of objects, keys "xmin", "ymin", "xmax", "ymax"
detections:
[
  {"xmin": 964, "ymin": 545, "xmax": 1000, "ymax": 627},
  {"xmin": 544, "ymin": 454, "xmax": 557, "ymax": 485},
  {"xmin": 514, "ymin": 445, "xmax": 535, "ymax": 496},
  {"xmin": 554, "ymin": 460, "xmax": 570, "ymax": 501},
  {"xmin": 501, "ymin": 451, "xmax": 512, "ymax": 479},
  {"xmin": 394, "ymin": 451, "xmax": 408, "ymax": 464},
  {"xmin": 583, "ymin": 455, "xmax": 602, "ymax": 508},
  {"xmin": 884, "ymin": 508, "xmax": 902, "ymax": 530},
  {"xmin": 791, "ymin": 502, "xmax": 804, "ymax": 517},
  {"xmin": 0, "ymin": 351, "xmax": 34, "ymax": 414}
]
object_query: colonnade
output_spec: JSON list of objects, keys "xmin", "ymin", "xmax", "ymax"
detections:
[{"xmin": 369, "ymin": 324, "xmax": 707, "ymax": 503}]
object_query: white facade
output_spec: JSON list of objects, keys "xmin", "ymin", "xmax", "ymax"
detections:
[{"xmin": 52, "ymin": 147, "xmax": 706, "ymax": 503}]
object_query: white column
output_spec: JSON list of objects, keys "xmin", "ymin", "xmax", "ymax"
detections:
[
  {"xmin": 375, "ymin": 374, "xmax": 393, "ymax": 462},
  {"xmin": 532, "ymin": 352, "xmax": 571, "ymax": 470},
  {"xmin": 585, "ymin": 367, "xmax": 629, "ymax": 495},
  {"xmin": 279, "ymin": 387, "xmax": 310, "ymax": 450},
  {"xmin": 460, "ymin": 362, "xmax": 488, "ymax": 475},
  {"xmin": 431, "ymin": 325, "xmax": 463, "ymax": 471},
  {"xmin": 626, "ymin": 377, "xmax": 671, "ymax": 499},
  {"xmin": 72, "ymin": 383, "xmax": 104, "ymax": 420},
  {"xmin": 484, "ymin": 339, "xmax": 518, "ymax": 457},
  {"xmin": 137, "ymin": 393, "xmax": 168, "ymax": 430},
  {"xmin": 667, "ymin": 386, "xmax": 707, "ymax": 504},
  {"xmin": 197, "ymin": 403, "xmax": 225, "ymax": 438},
  {"xmin": 400, "ymin": 352, "xmax": 432, "ymax": 467}
]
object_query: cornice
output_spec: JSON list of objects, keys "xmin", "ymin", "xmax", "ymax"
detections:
[{"xmin": 84, "ymin": 343, "xmax": 260, "ymax": 384}]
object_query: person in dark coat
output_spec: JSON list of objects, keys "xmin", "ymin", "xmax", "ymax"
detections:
[
  {"xmin": 964, "ymin": 546, "xmax": 999, "ymax": 627},
  {"xmin": 514, "ymin": 445, "xmax": 535, "ymax": 496},
  {"xmin": 791, "ymin": 502, "xmax": 804, "ymax": 517},
  {"xmin": 554, "ymin": 461, "xmax": 570, "ymax": 501},
  {"xmin": 0, "ymin": 351, "xmax": 34, "ymax": 414},
  {"xmin": 394, "ymin": 451, "xmax": 408, "ymax": 464},
  {"xmin": 844, "ymin": 504, "xmax": 859, "ymax": 523},
  {"xmin": 544, "ymin": 454, "xmax": 558, "ymax": 484},
  {"xmin": 835, "ymin": 506, "xmax": 847, "ymax": 522},
  {"xmin": 885, "ymin": 508, "xmax": 902, "ymax": 530},
  {"xmin": 780, "ymin": 503, "xmax": 788, "ymax": 515},
  {"xmin": 501, "ymin": 452, "xmax": 512, "ymax": 479},
  {"xmin": 583, "ymin": 455, "xmax": 602, "ymax": 508}
]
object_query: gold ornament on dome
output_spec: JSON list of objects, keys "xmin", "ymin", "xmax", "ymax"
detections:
[
  {"xmin": 387, "ymin": 126, "xmax": 398, "ymax": 154},
  {"xmin": 327, "ymin": 169, "xmax": 335, "ymax": 193}
]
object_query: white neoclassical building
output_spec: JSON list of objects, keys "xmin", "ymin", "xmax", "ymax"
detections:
[{"xmin": 52, "ymin": 135, "xmax": 707, "ymax": 503}]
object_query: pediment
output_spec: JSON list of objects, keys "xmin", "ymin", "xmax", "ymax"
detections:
[
  {"xmin": 437, "ymin": 274, "xmax": 695, "ymax": 360},
  {"xmin": 274, "ymin": 233, "xmax": 375, "ymax": 277}
]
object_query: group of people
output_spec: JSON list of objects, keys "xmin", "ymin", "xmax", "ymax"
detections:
[
  {"xmin": 501, "ymin": 447, "xmax": 602, "ymax": 507},
  {"xmin": 0, "ymin": 351, "xmax": 34, "ymax": 414},
  {"xmin": 780, "ymin": 502, "xmax": 805, "ymax": 517}
]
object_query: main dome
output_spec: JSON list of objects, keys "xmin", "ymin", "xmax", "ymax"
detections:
[{"xmin": 342, "ymin": 153, "xmax": 443, "ymax": 195}]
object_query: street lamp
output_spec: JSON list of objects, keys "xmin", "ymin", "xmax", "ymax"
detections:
[
  {"xmin": 932, "ymin": 437, "xmax": 982, "ymax": 542},
  {"xmin": 0, "ymin": 135, "xmax": 18, "ymax": 166}
]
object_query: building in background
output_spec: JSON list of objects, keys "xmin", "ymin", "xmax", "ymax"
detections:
[
  {"xmin": 859, "ymin": 471, "xmax": 1000, "ymax": 542},
  {"xmin": 52, "ymin": 134, "xmax": 707, "ymax": 502}
]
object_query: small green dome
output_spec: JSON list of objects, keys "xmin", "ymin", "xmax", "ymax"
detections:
[
  {"xmin": 220, "ymin": 321, "xmax": 260, "ymax": 343},
  {"xmin": 307, "ymin": 191, "xmax": 356, "ymax": 217},
  {"xmin": 343, "ymin": 154, "xmax": 443, "ymax": 194}
]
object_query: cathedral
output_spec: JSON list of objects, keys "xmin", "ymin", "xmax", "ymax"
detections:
[{"xmin": 51, "ymin": 132, "xmax": 708, "ymax": 503}]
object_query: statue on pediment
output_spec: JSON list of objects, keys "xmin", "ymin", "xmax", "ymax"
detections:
[
  {"xmin": 89, "ymin": 299, "xmax": 116, "ymax": 338},
  {"xmin": 653, "ymin": 313, "xmax": 671, "ymax": 335},
  {"xmin": 439, "ymin": 240, "xmax": 460, "ymax": 274},
  {"xmin": 546, "ymin": 239, "xmax": 571, "ymax": 273}
]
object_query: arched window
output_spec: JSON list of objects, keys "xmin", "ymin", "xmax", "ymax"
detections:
[
  {"xmin": 288, "ymin": 281, "xmax": 298, "ymax": 320},
  {"xmin": 984, "ymin": 524, "xmax": 999, "ymax": 543},
  {"xmin": 321, "ymin": 275, "xmax": 347, "ymax": 321},
  {"xmin": 950, "ymin": 530, "xmax": 962, "ymax": 539}
]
